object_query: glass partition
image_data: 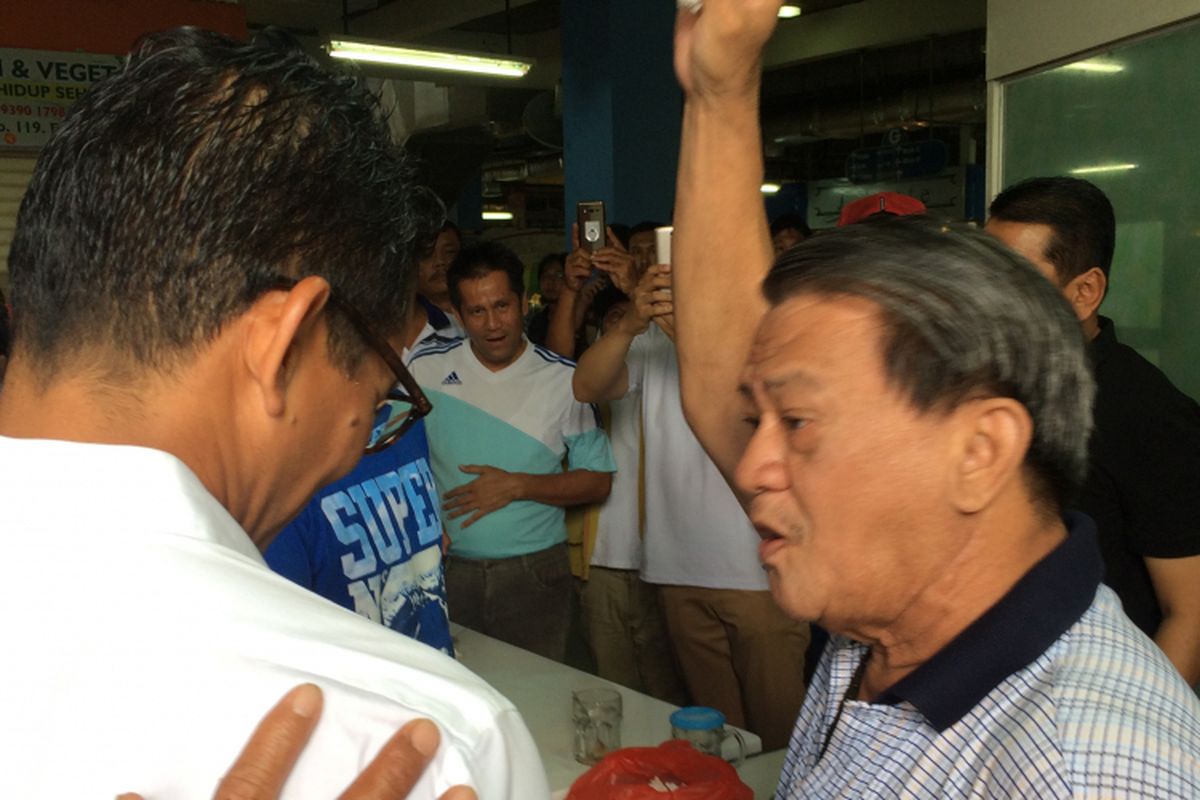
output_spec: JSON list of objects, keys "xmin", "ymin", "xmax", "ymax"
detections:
[{"xmin": 1000, "ymin": 17, "xmax": 1200, "ymax": 400}]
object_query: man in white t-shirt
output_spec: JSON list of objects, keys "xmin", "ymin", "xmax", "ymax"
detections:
[
  {"xmin": 575, "ymin": 264, "xmax": 810, "ymax": 751},
  {"xmin": 409, "ymin": 240, "xmax": 615, "ymax": 662},
  {"xmin": 576, "ymin": 289, "xmax": 688, "ymax": 704},
  {"xmin": 0, "ymin": 28, "xmax": 545, "ymax": 799}
]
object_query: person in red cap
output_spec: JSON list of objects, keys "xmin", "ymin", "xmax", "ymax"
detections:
[{"xmin": 837, "ymin": 191, "xmax": 927, "ymax": 226}]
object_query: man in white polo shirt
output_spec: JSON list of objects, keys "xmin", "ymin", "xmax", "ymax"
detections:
[
  {"xmin": 0, "ymin": 28, "xmax": 544, "ymax": 799},
  {"xmin": 409, "ymin": 240, "xmax": 615, "ymax": 662}
]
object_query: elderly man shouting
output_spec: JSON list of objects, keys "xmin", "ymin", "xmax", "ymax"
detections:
[{"xmin": 668, "ymin": 1, "xmax": 1200, "ymax": 797}]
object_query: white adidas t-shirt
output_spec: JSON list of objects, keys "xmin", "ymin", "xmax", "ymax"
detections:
[{"xmin": 409, "ymin": 338, "xmax": 616, "ymax": 560}]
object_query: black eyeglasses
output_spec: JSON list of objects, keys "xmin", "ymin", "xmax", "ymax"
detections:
[{"xmin": 269, "ymin": 276, "xmax": 433, "ymax": 454}]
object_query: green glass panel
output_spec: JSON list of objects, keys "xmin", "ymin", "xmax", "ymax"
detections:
[{"xmin": 1001, "ymin": 19, "xmax": 1200, "ymax": 399}]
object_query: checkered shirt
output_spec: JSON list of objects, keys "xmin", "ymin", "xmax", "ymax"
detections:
[{"xmin": 778, "ymin": 518, "xmax": 1200, "ymax": 798}]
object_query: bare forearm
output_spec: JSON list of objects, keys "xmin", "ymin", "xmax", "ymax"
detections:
[
  {"xmin": 1155, "ymin": 615, "xmax": 1200, "ymax": 686},
  {"xmin": 1145, "ymin": 553, "xmax": 1200, "ymax": 686},
  {"xmin": 515, "ymin": 470, "xmax": 612, "ymax": 507},
  {"xmin": 673, "ymin": 92, "xmax": 772, "ymax": 484},
  {"xmin": 545, "ymin": 294, "xmax": 580, "ymax": 359},
  {"xmin": 573, "ymin": 328, "xmax": 636, "ymax": 402}
]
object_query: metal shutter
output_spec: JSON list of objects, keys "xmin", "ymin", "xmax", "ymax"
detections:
[{"xmin": 0, "ymin": 155, "xmax": 36, "ymax": 292}]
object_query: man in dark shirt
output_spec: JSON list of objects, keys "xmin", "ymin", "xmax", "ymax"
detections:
[{"xmin": 987, "ymin": 176, "xmax": 1200, "ymax": 685}]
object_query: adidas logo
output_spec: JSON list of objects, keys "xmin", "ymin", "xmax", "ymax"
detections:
[{"xmin": 442, "ymin": 371, "xmax": 463, "ymax": 386}]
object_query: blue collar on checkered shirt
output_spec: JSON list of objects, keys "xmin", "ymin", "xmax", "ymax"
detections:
[{"xmin": 876, "ymin": 512, "xmax": 1104, "ymax": 732}]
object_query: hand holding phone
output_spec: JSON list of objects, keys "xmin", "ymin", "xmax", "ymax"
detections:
[{"xmin": 576, "ymin": 201, "xmax": 607, "ymax": 254}]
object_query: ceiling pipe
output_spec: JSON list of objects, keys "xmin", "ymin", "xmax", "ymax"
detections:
[{"xmin": 764, "ymin": 81, "xmax": 984, "ymax": 142}]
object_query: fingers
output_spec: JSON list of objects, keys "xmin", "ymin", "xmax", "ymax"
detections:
[
  {"xmin": 214, "ymin": 684, "xmax": 324, "ymax": 800},
  {"xmin": 438, "ymin": 788, "xmax": 478, "ymax": 800},
  {"xmin": 457, "ymin": 464, "xmax": 484, "ymax": 475},
  {"xmin": 339, "ymin": 718, "xmax": 441, "ymax": 800},
  {"xmin": 460, "ymin": 509, "xmax": 488, "ymax": 529},
  {"xmin": 563, "ymin": 250, "xmax": 592, "ymax": 292},
  {"xmin": 442, "ymin": 494, "xmax": 476, "ymax": 517},
  {"xmin": 603, "ymin": 227, "xmax": 628, "ymax": 254}
]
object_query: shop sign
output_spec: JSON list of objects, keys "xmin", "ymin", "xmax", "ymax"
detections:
[{"xmin": 0, "ymin": 48, "xmax": 121, "ymax": 150}]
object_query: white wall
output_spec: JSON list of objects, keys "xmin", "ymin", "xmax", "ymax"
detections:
[{"xmin": 988, "ymin": 0, "xmax": 1200, "ymax": 79}]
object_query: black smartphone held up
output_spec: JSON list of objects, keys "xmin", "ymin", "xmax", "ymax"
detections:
[{"xmin": 577, "ymin": 200, "xmax": 607, "ymax": 253}]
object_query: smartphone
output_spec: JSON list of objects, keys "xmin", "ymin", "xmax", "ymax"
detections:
[{"xmin": 576, "ymin": 201, "xmax": 607, "ymax": 253}]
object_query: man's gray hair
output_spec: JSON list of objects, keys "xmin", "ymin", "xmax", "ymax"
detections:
[{"xmin": 763, "ymin": 216, "xmax": 1094, "ymax": 509}]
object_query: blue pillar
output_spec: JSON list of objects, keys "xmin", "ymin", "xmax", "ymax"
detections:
[{"xmin": 561, "ymin": 0, "xmax": 682, "ymax": 245}]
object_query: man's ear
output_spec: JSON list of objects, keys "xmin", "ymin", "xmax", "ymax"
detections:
[
  {"xmin": 950, "ymin": 397, "xmax": 1033, "ymax": 514},
  {"xmin": 242, "ymin": 276, "xmax": 332, "ymax": 418},
  {"xmin": 1063, "ymin": 266, "xmax": 1107, "ymax": 321}
]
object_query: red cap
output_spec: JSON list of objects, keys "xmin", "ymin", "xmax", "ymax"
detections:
[{"xmin": 837, "ymin": 192, "xmax": 927, "ymax": 226}]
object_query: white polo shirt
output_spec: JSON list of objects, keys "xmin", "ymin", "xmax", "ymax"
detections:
[{"xmin": 0, "ymin": 435, "xmax": 549, "ymax": 799}]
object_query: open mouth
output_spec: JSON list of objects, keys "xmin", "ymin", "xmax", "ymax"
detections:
[{"xmin": 754, "ymin": 524, "xmax": 786, "ymax": 561}]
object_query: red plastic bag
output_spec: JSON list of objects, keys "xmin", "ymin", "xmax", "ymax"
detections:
[{"xmin": 566, "ymin": 739, "xmax": 753, "ymax": 800}]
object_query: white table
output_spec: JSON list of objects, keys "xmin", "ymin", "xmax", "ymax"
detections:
[{"xmin": 452, "ymin": 624, "xmax": 772, "ymax": 795}]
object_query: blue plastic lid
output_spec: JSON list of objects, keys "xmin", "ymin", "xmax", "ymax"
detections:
[{"xmin": 669, "ymin": 706, "xmax": 726, "ymax": 731}]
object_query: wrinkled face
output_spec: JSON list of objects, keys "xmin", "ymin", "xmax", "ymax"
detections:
[
  {"xmin": 736, "ymin": 293, "xmax": 963, "ymax": 632},
  {"xmin": 456, "ymin": 270, "xmax": 526, "ymax": 370},
  {"xmin": 539, "ymin": 258, "xmax": 565, "ymax": 302},
  {"xmin": 416, "ymin": 230, "xmax": 461, "ymax": 299},
  {"xmin": 772, "ymin": 228, "xmax": 805, "ymax": 256},
  {"xmin": 629, "ymin": 231, "xmax": 657, "ymax": 275},
  {"xmin": 984, "ymin": 219, "xmax": 1060, "ymax": 286}
]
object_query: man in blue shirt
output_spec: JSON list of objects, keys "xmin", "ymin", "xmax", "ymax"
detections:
[{"xmin": 267, "ymin": 418, "xmax": 453, "ymax": 655}]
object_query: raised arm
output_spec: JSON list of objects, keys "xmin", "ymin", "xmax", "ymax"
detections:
[
  {"xmin": 573, "ymin": 264, "xmax": 672, "ymax": 403},
  {"xmin": 672, "ymin": 0, "xmax": 781, "ymax": 487}
]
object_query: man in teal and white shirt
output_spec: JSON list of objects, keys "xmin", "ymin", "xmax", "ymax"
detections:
[{"xmin": 409, "ymin": 240, "xmax": 615, "ymax": 661}]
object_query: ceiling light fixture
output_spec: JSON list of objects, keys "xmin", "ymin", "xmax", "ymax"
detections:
[
  {"xmin": 761, "ymin": 183, "xmax": 782, "ymax": 195},
  {"xmin": 778, "ymin": 4, "xmax": 802, "ymax": 18},
  {"xmin": 482, "ymin": 210, "xmax": 515, "ymax": 221},
  {"xmin": 1069, "ymin": 163, "xmax": 1137, "ymax": 175},
  {"xmin": 327, "ymin": 38, "xmax": 533, "ymax": 78},
  {"xmin": 1061, "ymin": 60, "xmax": 1124, "ymax": 74}
]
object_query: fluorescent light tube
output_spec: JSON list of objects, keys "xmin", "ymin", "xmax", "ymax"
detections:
[
  {"xmin": 1069, "ymin": 163, "xmax": 1137, "ymax": 175},
  {"xmin": 328, "ymin": 38, "xmax": 533, "ymax": 78},
  {"xmin": 761, "ymin": 183, "xmax": 782, "ymax": 194},
  {"xmin": 482, "ymin": 211, "xmax": 514, "ymax": 221},
  {"xmin": 1062, "ymin": 60, "xmax": 1124, "ymax": 74},
  {"xmin": 778, "ymin": 5, "xmax": 802, "ymax": 18}
]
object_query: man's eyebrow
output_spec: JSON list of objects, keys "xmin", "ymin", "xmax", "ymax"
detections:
[{"xmin": 763, "ymin": 369, "xmax": 823, "ymax": 392}]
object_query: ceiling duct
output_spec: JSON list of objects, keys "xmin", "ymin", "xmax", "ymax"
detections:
[
  {"xmin": 404, "ymin": 124, "xmax": 497, "ymax": 206},
  {"xmin": 522, "ymin": 90, "xmax": 563, "ymax": 150},
  {"xmin": 764, "ymin": 81, "xmax": 985, "ymax": 142},
  {"xmin": 482, "ymin": 154, "xmax": 563, "ymax": 184}
]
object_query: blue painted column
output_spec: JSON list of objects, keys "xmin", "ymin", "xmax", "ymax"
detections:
[{"xmin": 560, "ymin": 0, "xmax": 682, "ymax": 244}]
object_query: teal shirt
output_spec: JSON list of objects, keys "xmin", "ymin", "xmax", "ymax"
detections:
[{"xmin": 409, "ymin": 338, "xmax": 616, "ymax": 559}]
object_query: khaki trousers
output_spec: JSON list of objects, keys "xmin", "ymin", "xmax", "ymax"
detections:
[
  {"xmin": 581, "ymin": 567, "xmax": 688, "ymax": 705},
  {"xmin": 658, "ymin": 584, "xmax": 809, "ymax": 751}
]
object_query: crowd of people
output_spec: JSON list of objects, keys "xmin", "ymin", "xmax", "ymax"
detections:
[{"xmin": 2, "ymin": 0, "xmax": 1200, "ymax": 798}]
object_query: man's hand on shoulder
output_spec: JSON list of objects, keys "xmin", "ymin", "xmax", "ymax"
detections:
[
  {"xmin": 444, "ymin": 465, "xmax": 525, "ymax": 528},
  {"xmin": 119, "ymin": 684, "xmax": 476, "ymax": 800}
]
